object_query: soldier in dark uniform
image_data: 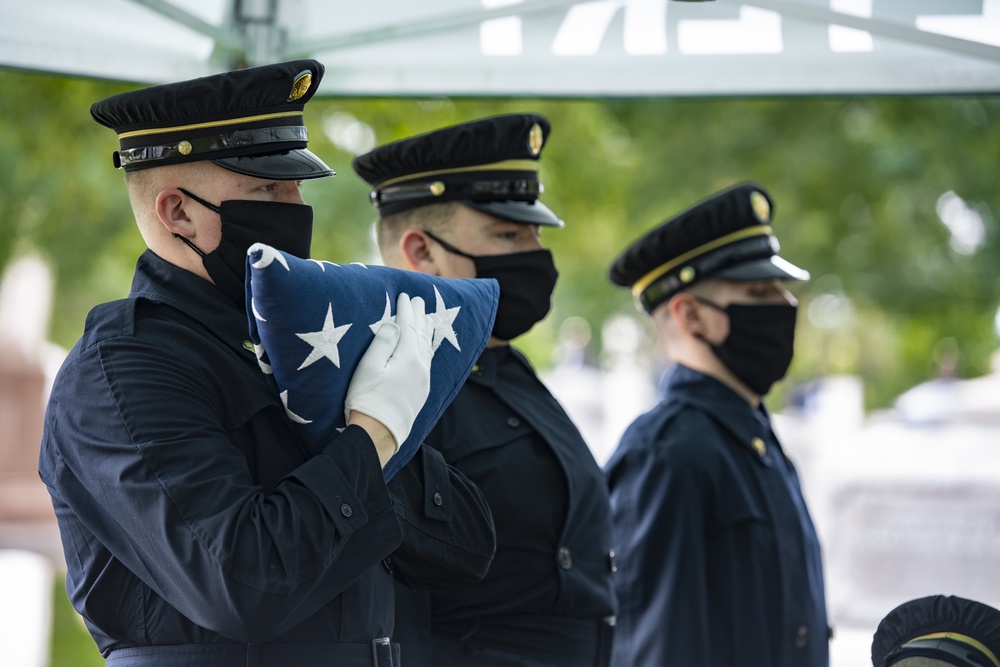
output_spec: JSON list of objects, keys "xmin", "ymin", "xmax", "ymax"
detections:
[
  {"xmin": 38, "ymin": 60, "xmax": 496, "ymax": 667},
  {"xmin": 872, "ymin": 595, "xmax": 1000, "ymax": 667},
  {"xmin": 353, "ymin": 114, "xmax": 617, "ymax": 666},
  {"xmin": 604, "ymin": 183, "xmax": 830, "ymax": 667}
]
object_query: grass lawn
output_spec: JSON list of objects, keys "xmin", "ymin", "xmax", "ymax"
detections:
[{"xmin": 49, "ymin": 575, "xmax": 103, "ymax": 667}]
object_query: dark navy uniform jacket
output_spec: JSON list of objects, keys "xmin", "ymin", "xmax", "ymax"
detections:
[
  {"xmin": 394, "ymin": 345, "xmax": 617, "ymax": 667},
  {"xmin": 37, "ymin": 250, "xmax": 495, "ymax": 660},
  {"xmin": 605, "ymin": 364, "xmax": 828, "ymax": 667}
]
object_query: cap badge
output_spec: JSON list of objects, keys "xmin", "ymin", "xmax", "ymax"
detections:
[
  {"xmin": 429, "ymin": 181, "xmax": 446, "ymax": 197},
  {"xmin": 288, "ymin": 70, "xmax": 313, "ymax": 101},
  {"xmin": 528, "ymin": 123, "xmax": 543, "ymax": 156},
  {"xmin": 750, "ymin": 191, "xmax": 770, "ymax": 223},
  {"xmin": 679, "ymin": 266, "xmax": 696, "ymax": 283},
  {"xmin": 178, "ymin": 140, "xmax": 193, "ymax": 156}
]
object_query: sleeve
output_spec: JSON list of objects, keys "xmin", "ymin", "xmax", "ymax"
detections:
[
  {"xmin": 386, "ymin": 444, "xmax": 496, "ymax": 590},
  {"xmin": 45, "ymin": 335, "xmax": 403, "ymax": 641},
  {"xmin": 606, "ymin": 426, "xmax": 712, "ymax": 666}
]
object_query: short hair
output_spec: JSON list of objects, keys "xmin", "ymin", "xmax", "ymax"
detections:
[
  {"xmin": 376, "ymin": 201, "xmax": 460, "ymax": 253},
  {"xmin": 124, "ymin": 167, "xmax": 153, "ymax": 198},
  {"xmin": 123, "ymin": 167, "xmax": 163, "ymax": 224},
  {"xmin": 122, "ymin": 161, "xmax": 219, "ymax": 242}
]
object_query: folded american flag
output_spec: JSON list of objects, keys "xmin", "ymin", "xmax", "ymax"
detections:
[{"xmin": 245, "ymin": 243, "xmax": 498, "ymax": 481}]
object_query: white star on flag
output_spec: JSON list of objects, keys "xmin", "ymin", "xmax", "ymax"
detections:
[
  {"xmin": 369, "ymin": 292, "xmax": 395, "ymax": 335},
  {"xmin": 246, "ymin": 243, "xmax": 498, "ymax": 481},
  {"xmin": 253, "ymin": 342, "xmax": 272, "ymax": 375},
  {"xmin": 280, "ymin": 390, "xmax": 312, "ymax": 424},
  {"xmin": 250, "ymin": 244, "xmax": 290, "ymax": 271},
  {"xmin": 429, "ymin": 285, "xmax": 461, "ymax": 353},
  {"xmin": 296, "ymin": 303, "xmax": 352, "ymax": 370},
  {"xmin": 251, "ymin": 298, "xmax": 266, "ymax": 322},
  {"xmin": 308, "ymin": 259, "xmax": 340, "ymax": 272}
]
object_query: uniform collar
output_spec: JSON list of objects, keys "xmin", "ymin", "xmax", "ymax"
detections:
[
  {"xmin": 129, "ymin": 249, "xmax": 252, "ymax": 354},
  {"xmin": 662, "ymin": 363, "xmax": 776, "ymax": 460},
  {"xmin": 466, "ymin": 345, "xmax": 536, "ymax": 389},
  {"xmin": 467, "ymin": 345, "xmax": 508, "ymax": 387}
]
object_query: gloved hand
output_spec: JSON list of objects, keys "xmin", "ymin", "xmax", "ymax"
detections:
[{"xmin": 344, "ymin": 292, "xmax": 432, "ymax": 453}]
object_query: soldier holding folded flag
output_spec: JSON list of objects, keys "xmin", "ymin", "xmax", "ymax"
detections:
[{"xmin": 38, "ymin": 60, "xmax": 496, "ymax": 667}]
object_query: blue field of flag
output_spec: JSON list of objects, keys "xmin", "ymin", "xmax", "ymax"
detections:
[{"xmin": 245, "ymin": 243, "xmax": 498, "ymax": 481}]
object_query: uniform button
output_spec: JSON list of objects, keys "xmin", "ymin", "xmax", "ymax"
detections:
[
  {"xmin": 340, "ymin": 503, "xmax": 353, "ymax": 518},
  {"xmin": 506, "ymin": 416, "xmax": 521, "ymax": 428},
  {"xmin": 557, "ymin": 547, "xmax": 573, "ymax": 570},
  {"xmin": 794, "ymin": 625, "xmax": 809, "ymax": 649},
  {"xmin": 433, "ymin": 492, "xmax": 443, "ymax": 506},
  {"xmin": 608, "ymin": 549, "xmax": 618, "ymax": 573}
]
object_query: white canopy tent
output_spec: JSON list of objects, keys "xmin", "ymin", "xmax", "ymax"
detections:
[{"xmin": 1, "ymin": 0, "xmax": 999, "ymax": 97}]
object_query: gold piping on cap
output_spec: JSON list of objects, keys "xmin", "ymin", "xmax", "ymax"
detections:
[
  {"xmin": 630, "ymin": 225, "xmax": 773, "ymax": 298},
  {"xmin": 116, "ymin": 111, "xmax": 304, "ymax": 139},
  {"xmin": 908, "ymin": 632, "xmax": 1000, "ymax": 667}
]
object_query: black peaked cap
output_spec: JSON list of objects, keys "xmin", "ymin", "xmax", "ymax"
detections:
[
  {"xmin": 608, "ymin": 183, "xmax": 809, "ymax": 313},
  {"xmin": 352, "ymin": 113, "xmax": 562, "ymax": 226},
  {"xmin": 872, "ymin": 595, "xmax": 1000, "ymax": 667},
  {"xmin": 90, "ymin": 59, "xmax": 333, "ymax": 180}
]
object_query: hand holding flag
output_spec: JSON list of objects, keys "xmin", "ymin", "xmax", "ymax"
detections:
[
  {"xmin": 345, "ymin": 292, "xmax": 432, "ymax": 453},
  {"xmin": 245, "ymin": 243, "xmax": 498, "ymax": 480}
]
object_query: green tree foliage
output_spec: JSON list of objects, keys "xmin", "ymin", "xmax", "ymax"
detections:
[
  {"xmin": 1, "ymin": 68, "xmax": 997, "ymax": 410},
  {"xmin": 0, "ymin": 71, "xmax": 141, "ymax": 347}
]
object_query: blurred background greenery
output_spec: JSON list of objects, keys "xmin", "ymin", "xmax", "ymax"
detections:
[
  {"xmin": 49, "ymin": 575, "xmax": 102, "ymax": 667},
  {"xmin": 3, "ymin": 69, "xmax": 997, "ymax": 412},
  {"xmin": 0, "ymin": 67, "xmax": 995, "ymax": 665}
]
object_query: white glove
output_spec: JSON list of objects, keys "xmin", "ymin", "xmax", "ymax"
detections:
[{"xmin": 344, "ymin": 292, "xmax": 432, "ymax": 453}]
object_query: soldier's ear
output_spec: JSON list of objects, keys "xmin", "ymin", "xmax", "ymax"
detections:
[
  {"xmin": 668, "ymin": 293, "xmax": 707, "ymax": 337},
  {"xmin": 398, "ymin": 229, "xmax": 442, "ymax": 275},
  {"xmin": 156, "ymin": 188, "xmax": 196, "ymax": 238}
]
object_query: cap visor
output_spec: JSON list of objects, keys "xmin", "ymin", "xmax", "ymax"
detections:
[
  {"xmin": 713, "ymin": 255, "xmax": 810, "ymax": 282},
  {"xmin": 213, "ymin": 148, "xmax": 335, "ymax": 180},
  {"xmin": 464, "ymin": 200, "xmax": 564, "ymax": 227}
]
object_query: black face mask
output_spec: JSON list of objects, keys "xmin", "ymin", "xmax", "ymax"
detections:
[
  {"xmin": 177, "ymin": 188, "xmax": 313, "ymax": 305},
  {"xmin": 424, "ymin": 230, "xmax": 559, "ymax": 341},
  {"xmin": 694, "ymin": 296, "xmax": 798, "ymax": 396}
]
